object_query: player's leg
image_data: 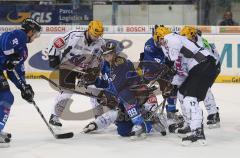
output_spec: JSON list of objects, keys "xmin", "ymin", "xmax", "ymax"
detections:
[
  {"xmin": 49, "ymin": 68, "xmax": 77, "ymax": 127},
  {"xmin": 179, "ymin": 67, "xmax": 206, "ymax": 146},
  {"xmin": 83, "ymin": 109, "xmax": 118, "ymax": 133},
  {"xmin": 204, "ymin": 88, "xmax": 220, "ymax": 128},
  {"xmin": 0, "ymin": 73, "xmax": 14, "ymax": 147},
  {"xmin": 49, "ymin": 91, "xmax": 73, "ymax": 127},
  {"xmin": 174, "ymin": 92, "xmax": 191, "ymax": 135},
  {"xmin": 90, "ymin": 98, "xmax": 104, "ymax": 118}
]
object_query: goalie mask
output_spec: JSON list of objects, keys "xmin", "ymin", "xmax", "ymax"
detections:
[{"xmin": 101, "ymin": 41, "xmax": 117, "ymax": 55}]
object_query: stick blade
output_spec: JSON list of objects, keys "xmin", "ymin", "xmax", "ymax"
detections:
[{"xmin": 55, "ymin": 132, "xmax": 74, "ymax": 139}]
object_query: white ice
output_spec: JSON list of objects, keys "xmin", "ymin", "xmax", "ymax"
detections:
[{"xmin": 1, "ymin": 80, "xmax": 240, "ymax": 158}]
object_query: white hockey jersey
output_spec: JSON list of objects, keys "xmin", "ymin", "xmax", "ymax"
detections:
[
  {"xmin": 48, "ymin": 31, "xmax": 105, "ymax": 69},
  {"xmin": 161, "ymin": 33, "xmax": 213, "ymax": 86}
]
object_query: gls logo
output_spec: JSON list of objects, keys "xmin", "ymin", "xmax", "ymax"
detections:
[
  {"xmin": 32, "ymin": 12, "xmax": 52, "ymax": 23},
  {"xmin": 7, "ymin": 12, "xmax": 52, "ymax": 23},
  {"xmin": 28, "ymin": 39, "xmax": 133, "ymax": 70}
]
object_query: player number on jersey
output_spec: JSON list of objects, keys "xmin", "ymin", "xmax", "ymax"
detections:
[{"xmin": 12, "ymin": 38, "xmax": 19, "ymax": 45}]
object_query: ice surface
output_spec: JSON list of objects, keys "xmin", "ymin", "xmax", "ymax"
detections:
[{"xmin": 1, "ymin": 80, "xmax": 240, "ymax": 158}]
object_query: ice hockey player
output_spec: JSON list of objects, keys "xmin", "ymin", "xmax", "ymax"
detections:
[
  {"xmin": 0, "ymin": 18, "xmax": 41, "ymax": 147},
  {"xmin": 153, "ymin": 26, "xmax": 219, "ymax": 145},
  {"xmin": 139, "ymin": 24, "xmax": 184, "ymax": 133},
  {"xmin": 47, "ymin": 20, "xmax": 105, "ymax": 127},
  {"xmin": 82, "ymin": 41, "xmax": 167, "ymax": 137},
  {"xmin": 179, "ymin": 26, "xmax": 220, "ymax": 129}
]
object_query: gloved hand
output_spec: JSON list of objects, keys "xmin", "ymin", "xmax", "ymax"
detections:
[
  {"xmin": 162, "ymin": 83, "xmax": 178, "ymax": 98},
  {"xmin": 21, "ymin": 84, "xmax": 35, "ymax": 103},
  {"xmin": 4, "ymin": 56, "xmax": 21, "ymax": 70},
  {"xmin": 97, "ymin": 91, "xmax": 118, "ymax": 109}
]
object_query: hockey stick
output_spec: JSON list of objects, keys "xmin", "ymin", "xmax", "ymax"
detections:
[
  {"xmin": 12, "ymin": 70, "xmax": 74, "ymax": 139},
  {"xmin": 39, "ymin": 75, "xmax": 101, "ymax": 99}
]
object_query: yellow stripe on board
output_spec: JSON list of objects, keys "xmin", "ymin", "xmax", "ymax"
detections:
[
  {"xmin": 24, "ymin": 73, "xmax": 240, "ymax": 83},
  {"xmin": 4, "ymin": 72, "xmax": 240, "ymax": 83}
]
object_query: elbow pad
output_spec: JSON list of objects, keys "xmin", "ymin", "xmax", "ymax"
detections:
[{"xmin": 49, "ymin": 55, "xmax": 60, "ymax": 69}]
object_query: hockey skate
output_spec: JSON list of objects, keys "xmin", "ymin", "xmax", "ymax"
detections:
[
  {"xmin": 82, "ymin": 122, "xmax": 98, "ymax": 133},
  {"xmin": 167, "ymin": 110, "xmax": 185, "ymax": 133},
  {"xmin": 207, "ymin": 112, "xmax": 220, "ymax": 129},
  {"xmin": 0, "ymin": 131, "xmax": 11, "ymax": 148},
  {"xmin": 175, "ymin": 123, "xmax": 191, "ymax": 138},
  {"xmin": 182, "ymin": 126, "xmax": 207, "ymax": 146},
  {"xmin": 49, "ymin": 114, "xmax": 62, "ymax": 128}
]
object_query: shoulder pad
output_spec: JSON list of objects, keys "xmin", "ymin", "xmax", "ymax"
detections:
[
  {"xmin": 53, "ymin": 37, "xmax": 66, "ymax": 49},
  {"xmin": 114, "ymin": 56, "xmax": 125, "ymax": 66}
]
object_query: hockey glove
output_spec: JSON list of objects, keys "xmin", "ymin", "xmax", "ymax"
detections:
[
  {"xmin": 21, "ymin": 84, "xmax": 35, "ymax": 103},
  {"xmin": 162, "ymin": 84, "xmax": 178, "ymax": 99},
  {"xmin": 97, "ymin": 91, "xmax": 118, "ymax": 109},
  {"xmin": 4, "ymin": 55, "xmax": 21, "ymax": 70}
]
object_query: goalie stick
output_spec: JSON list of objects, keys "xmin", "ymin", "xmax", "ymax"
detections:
[{"xmin": 13, "ymin": 70, "xmax": 74, "ymax": 139}]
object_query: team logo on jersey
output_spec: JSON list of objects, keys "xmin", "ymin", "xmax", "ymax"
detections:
[{"xmin": 53, "ymin": 37, "xmax": 66, "ymax": 49}]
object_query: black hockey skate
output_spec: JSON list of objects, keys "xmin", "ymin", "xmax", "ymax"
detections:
[
  {"xmin": 0, "ymin": 131, "xmax": 11, "ymax": 139},
  {"xmin": 167, "ymin": 110, "xmax": 184, "ymax": 133},
  {"xmin": 0, "ymin": 132, "xmax": 11, "ymax": 148},
  {"xmin": 175, "ymin": 124, "xmax": 191, "ymax": 138},
  {"xmin": 207, "ymin": 112, "xmax": 220, "ymax": 129},
  {"xmin": 82, "ymin": 122, "xmax": 98, "ymax": 133},
  {"xmin": 49, "ymin": 114, "xmax": 62, "ymax": 127},
  {"xmin": 182, "ymin": 126, "xmax": 207, "ymax": 146}
]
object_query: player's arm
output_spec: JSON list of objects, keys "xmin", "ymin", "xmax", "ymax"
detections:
[
  {"xmin": 48, "ymin": 31, "xmax": 77, "ymax": 69},
  {"xmin": 0, "ymin": 33, "xmax": 22, "ymax": 70},
  {"xmin": 164, "ymin": 36, "xmax": 182, "ymax": 61},
  {"xmin": 6, "ymin": 64, "xmax": 26, "ymax": 89},
  {"xmin": 6, "ymin": 61, "xmax": 34, "ymax": 103}
]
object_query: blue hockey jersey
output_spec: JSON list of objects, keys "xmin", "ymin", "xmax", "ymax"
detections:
[{"xmin": 0, "ymin": 29, "xmax": 29, "ymax": 89}]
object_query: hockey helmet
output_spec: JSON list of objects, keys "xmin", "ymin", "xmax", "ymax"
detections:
[
  {"xmin": 180, "ymin": 26, "xmax": 197, "ymax": 40},
  {"xmin": 21, "ymin": 18, "xmax": 42, "ymax": 33},
  {"xmin": 88, "ymin": 20, "xmax": 104, "ymax": 37},
  {"xmin": 101, "ymin": 41, "xmax": 117, "ymax": 55},
  {"xmin": 153, "ymin": 26, "xmax": 171, "ymax": 42}
]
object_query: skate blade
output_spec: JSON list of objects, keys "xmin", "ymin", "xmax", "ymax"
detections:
[
  {"xmin": 181, "ymin": 139, "xmax": 207, "ymax": 146},
  {"xmin": 175, "ymin": 129, "xmax": 190, "ymax": 138},
  {"xmin": 130, "ymin": 133, "xmax": 147, "ymax": 141},
  {"xmin": 0, "ymin": 143, "xmax": 10, "ymax": 148},
  {"xmin": 208, "ymin": 123, "xmax": 220, "ymax": 129},
  {"xmin": 177, "ymin": 133, "xmax": 187, "ymax": 138}
]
